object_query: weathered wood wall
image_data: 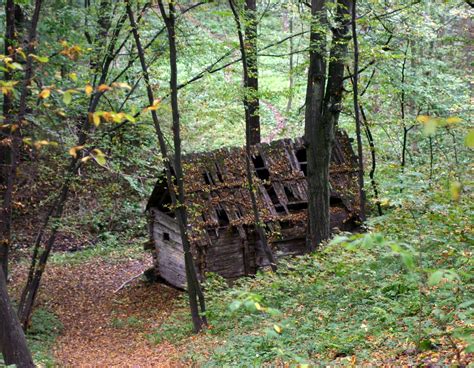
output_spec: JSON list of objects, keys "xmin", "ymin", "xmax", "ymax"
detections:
[{"xmin": 150, "ymin": 209, "xmax": 186, "ymax": 289}]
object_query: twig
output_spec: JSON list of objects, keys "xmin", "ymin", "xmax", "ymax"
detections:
[{"xmin": 114, "ymin": 272, "xmax": 144, "ymax": 293}]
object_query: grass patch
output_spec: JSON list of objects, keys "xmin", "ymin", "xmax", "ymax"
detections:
[
  {"xmin": 27, "ymin": 308, "xmax": 63, "ymax": 367},
  {"xmin": 147, "ymin": 310, "xmax": 194, "ymax": 345},
  {"xmin": 49, "ymin": 232, "xmax": 145, "ymax": 266}
]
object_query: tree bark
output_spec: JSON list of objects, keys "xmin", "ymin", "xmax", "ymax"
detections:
[
  {"xmin": 360, "ymin": 105, "xmax": 382, "ymax": 216},
  {"xmin": 244, "ymin": 0, "xmax": 260, "ymax": 145},
  {"xmin": 230, "ymin": 0, "xmax": 276, "ymax": 270},
  {"xmin": 286, "ymin": 15, "xmax": 294, "ymax": 114},
  {"xmin": 351, "ymin": 0, "xmax": 366, "ymax": 221},
  {"xmin": 0, "ymin": 0, "xmax": 16, "ymax": 280},
  {"xmin": 230, "ymin": 0, "xmax": 260, "ymax": 145},
  {"xmin": 0, "ymin": 269, "xmax": 34, "ymax": 367},
  {"xmin": 305, "ymin": 0, "xmax": 352, "ymax": 250}
]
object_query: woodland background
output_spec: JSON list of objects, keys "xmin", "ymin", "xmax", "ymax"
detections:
[{"xmin": 0, "ymin": 0, "xmax": 472, "ymax": 366}]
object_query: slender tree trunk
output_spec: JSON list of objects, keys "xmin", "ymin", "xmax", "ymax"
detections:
[
  {"xmin": 128, "ymin": 0, "xmax": 207, "ymax": 332},
  {"xmin": 0, "ymin": 0, "xmax": 42, "ymax": 280},
  {"xmin": 304, "ymin": 0, "xmax": 328, "ymax": 250},
  {"xmin": 351, "ymin": 0, "xmax": 366, "ymax": 221},
  {"xmin": 0, "ymin": 0, "xmax": 16, "ymax": 280},
  {"xmin": 244, "ymin": 0, "xmax": 260, "ymax": 145},
  {"xmin": 360, "ymin": 105, "xmax": 382, "ymax": 216},
  {"xmin": 229, "ymin": 0, "xmax": 276, "ymax": 270},
  {"xmin": 158, "ymin": 0, "xmax": 208, "ymax": 332},
  {"xmin": 0, "ymin": 269, "xmax": 34, "ymax": 367},
  {"xmin": 286, "ymin": 15, "xmax": 294, "ymax": 114},
  {"xmin": 400, "ymin": 41, "xmax": 410, "ymax": 172},
  {"xmin": 305, "ymin": 0, "xmax": 352, "ymax": 250},
  {"xmin": 18, "ymin": 170, "xmax": 76, "ymax": 328}
]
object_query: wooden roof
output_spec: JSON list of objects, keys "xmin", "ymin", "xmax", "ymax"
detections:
[{"xmin": 148, "ymin": 130, "xmax": 361, "ymax": 243}]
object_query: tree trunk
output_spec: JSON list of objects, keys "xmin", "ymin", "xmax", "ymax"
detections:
[
  {"xmin": 230, "ymin": 0, "xmax": 276, "ymax": 270},
  {"xmin": 244, "ymin": 0, "xmax": 260, "ymax": 145},
  {"xmin": 128, "ymin": 0, "xmax": 207, "ymax": 332},
  {"xmin": 305, "ymin": 0, "xmax": 352, "ymax": 250},
  {"xmin": 159, "ymin": 0, "xmax": 208, "ymax": 332},
  {"xmin": 360, "ymin": 105, "xmax": 382, "ymax": 216},
  {"xmin": 286, "ymin": 15, "xmax": 294, "ymax": 114},
  {"xmin": 0, "ymin": 269, "xmax": 34, "ymax": 367},
  {"xmin": 351, "ymin": 0, "xmax": 366, "ymax": 221}
]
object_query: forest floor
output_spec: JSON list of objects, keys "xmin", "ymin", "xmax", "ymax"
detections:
[{"xmin": 11, "ymin": 255, "xmax": 184, "ymax": 367}]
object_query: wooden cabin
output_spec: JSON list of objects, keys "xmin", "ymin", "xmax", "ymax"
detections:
[{"xmin": 146, "ymin": 131, "xmax": 361, "ymax": 288}]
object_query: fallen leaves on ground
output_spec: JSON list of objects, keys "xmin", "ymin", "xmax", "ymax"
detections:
[{"xmin": 30, "ymin": 257, "xmax": 184, "ymax": 367}]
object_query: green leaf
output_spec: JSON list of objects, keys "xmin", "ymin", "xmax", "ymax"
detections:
[
  {"xmin": 63, "ymin": 91, "xmax": 72, "ymax": 105},
  {"xmin": 428, "ymin": 270, "xmax": 444, "ymax": 286},
  {"xmin": 10, "ymin": 62, "xmax": 23, "ymax": 70},
  {"xmin": 465, "ymin": 129, "xmax": 474, "ymax": 148},
  {"xmin": 92, "ymin": 148, "xmax": 106, "ymax": 165},
  {"xmin": 229, "ymin": 300, "xmax": 242, "ymax": 312}
]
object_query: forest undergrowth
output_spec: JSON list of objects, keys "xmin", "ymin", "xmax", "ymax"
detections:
[{"xmin": 148, "ymin": 172, "xmax": 473, "ymax": 367}]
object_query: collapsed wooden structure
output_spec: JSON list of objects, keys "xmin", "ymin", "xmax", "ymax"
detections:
[{"xmin": 146, "ymin": 131, "xmax": 361, "ymax": 288}]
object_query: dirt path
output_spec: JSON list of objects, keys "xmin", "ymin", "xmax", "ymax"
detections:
[{"xmin": 36, "ymin": 257, "xmax": 182, "ymax": 367}]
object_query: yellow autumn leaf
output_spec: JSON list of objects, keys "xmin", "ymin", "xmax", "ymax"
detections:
[
  {"xmin": 16, "ymin": 48, "xmax": 26, "ymax": 60},
  {"xmin": 111, "ymin": 82, "xmax": 132, "ymax": 90},
  {"xmin": 97, "ymin": 84, "xmax": 111, "ymax": 92},
  {"xmin": 33, "ymin": 140, "xmax": 50, "ymax": 150},
  {"xmin": 445, "ymin": 116, "xmax": 462, "ymax": 124},
  {"xmin": 85, "ymin": 84, "xmax": 93, "ymax": 96},
  {"xmin": 68, "ymin": 145, "xmax": 85, "ymax": 158},
  {"xmin": 39, "ymin": 88, "xmax": 51, "ymax": 99},
  {"xmin": 80, "ymin": 156, "xmax": 92, "ymax": 163},
  {"xmin": 449, "ymin": 181, "xmax": 462, "ymax": 201},
  {"xmin": 273, "ymin": 324, "xmax": 282, "ymax": 334},
  {"xmin": 88, "ymin": 112, "xmax": 101, "ymax": 127},
  {"xmin": 255, "ymin": 302, "xmax": 264, "ymax": 311},
  {"xmin": 112, "ymin": 112, "xmax": 125, "ymax": 123},
  {"xmin": 147, "ymin": 99, "xmax": 161, "ymax": 111},
  {"xmin": 416, "ymin": 115, "xmax": 431, "ymax": 124}
]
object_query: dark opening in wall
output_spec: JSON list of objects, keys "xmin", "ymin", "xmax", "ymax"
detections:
[
  {"xmin": 266, "ymin": 185, "xmax": 286, "ymax": 213},
  {"xmin": 163, "ymin": 232, "xmax": 170, "ymax": 241},
  {"xmin": 296, "ymin": 148, "xmax": 307, "ymax": 176},
  {"xmin": 235, "ymin": 205, "xmax": 244, "ymax": 219},
  {"xmin": 252, "ymin": 155, "xmax": 270, "ymax": 180},
  {"xmin": 286, "ymin": 201, "xmax": 307, "ymax": 212},
  {"xmin": 279, "ymin": 221, "xmax": 292, "ymax": 229},
  {"xmin": 215, "ymin": 163, "xmax": 224, "ymax": 182},
  {"xmin": 284, "ymin": 186, "xmax": 297, "ymax": 202},
  {"xmin": 330, "ymin": 196, "xmax": 344, "ymax": 206},
  {"xmin": 203, "ymin": 171, "xmax": 216, "ymax": 185},
  {"xmin": 216, "ymin": 208, "xmax": 230, "ymax": 226}
]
